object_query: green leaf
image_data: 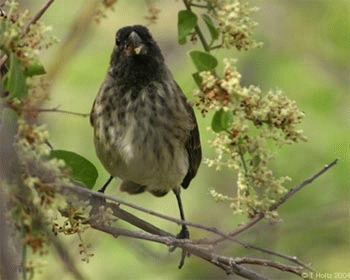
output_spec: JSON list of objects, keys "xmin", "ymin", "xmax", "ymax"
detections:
[
  {"xmin": 24, "ymin": 62, "xmax": 46, "ymax": 77},
  {"xmin": 211, "ymin": 109, "xmax": 233, "ymax": 133},
  {"xmin": 50, "ymin": 150, "xmax": 98, "ymax": 189},
  {"xmin": 3, "ymin": 53, "xmax": 28, "ymax": 98},
  {"xmin": 189, "ymin": 50, "xmax": 218, "ymax": 71},
  {"xmin": 178, "ymin": 10, "xmax": 198, "ymax": 45},
  {"xmin": 201, "ymin": 14, "xmax": 219, "ymax": 43},
  {"xmin": 192, "ymin": 72, "xmax": 203, "ymax": 88},
  {"xmin": 251, "ymin": 155, "xmax": 261, "ymax": 167}
]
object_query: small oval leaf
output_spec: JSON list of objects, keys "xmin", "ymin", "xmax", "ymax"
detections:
[
  {"xmin": 201, "ymin": 14, "xmax": 219, "ymax": 43},
  {"xmin": 252, "ymin": 155, "xmax": 261, "ymax": 167},
  {"xmin": 24, "ymin": 62, "xmax": 46, "ymax": 77},
  {"xmin": 192, "ymin": 72, "xmax": 203, "ymax": 88},
  {"xmin": 178, "ymin": 10, "xmax": 198, "ymax": 45},
  {"xmin": 4, "ymin": 53, "xmax": 28, "ymax": 98},
  {"xmin": 50, "ymin": 150, "xmax": 98, "ymax": 189},
  {"xmin": 211, "ymin": 109, "xmax": 233, "ymax": 133},
  {"xmin": 189, "ymin": 50, "xmax": 218, "ymax": 71}
]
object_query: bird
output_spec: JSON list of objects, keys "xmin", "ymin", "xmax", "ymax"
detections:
[{"xmin": 90, "ymin": 25, "xmax": 201, "ymax": 242}]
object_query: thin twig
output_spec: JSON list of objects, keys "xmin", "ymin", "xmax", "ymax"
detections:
[
  {"xmin": 38, "ymin": 107, "xmax": 90, "ymax": 117},
  {"xmin": 233, "ymin": 257, "xmax": 303, "ymax": 276},
  {"xmin": 192, "ymin": 217, "xmax": 312, "ymax": 271},
  {"xmin": 238, "ymin": 141, "xmax": 248, "ymax": 174},
  {"xmin": 241, "ymin": 243, "xmax": 313, "ymax": 272},
  {"xmin": 0, "ymin": 100, "xmax": 90, "ymax": 118},
  {"xmin": 47, "ymin": 230, "xmax": 85, "ymax": 280},
  {"xmin": 269, "ymin": 158, "xmax": 339, "ymax": 211},
  {"xmin": 194, "ymin": 159, "xmax": 338, "ymax": 270},
  {"xmin": 208, "ymin": 159, "xmax": 339, "ymax": 241},
  {"xmin": 229, "ymin": 214, "xmax": 264, "ymax": 238},
  {"xmin": 182, "ymin": 0, "xmax": 211, "ymax": 52},
  {"xmin": 21, "ymin": 0, "xmax": 55, "ymax": 38},
  {"xmin": 210, "ymin": 44, "xmax": 224, "ymax": 50}
]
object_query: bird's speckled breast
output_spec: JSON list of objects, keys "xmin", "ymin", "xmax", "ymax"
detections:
[{"xmin": 92, "ymin": 74, "xmax": 194, "ymax": 192}]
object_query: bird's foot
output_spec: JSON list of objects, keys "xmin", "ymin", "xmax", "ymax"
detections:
[
  {"xmin": 169, "ymin": 226, "xmax": 190, "ymax": 269},
  {"xmin": 98, "ymin": 176, "xmax": 113, "ymax": 193},
  {"xmin": 176, "ymin": 226, "xmax": 190, "ymax": 240}
]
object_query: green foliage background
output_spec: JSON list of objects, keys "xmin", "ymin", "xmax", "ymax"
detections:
[{"xmin": 23, "ymin": 0, "xmax": 349, "ymax": 279}]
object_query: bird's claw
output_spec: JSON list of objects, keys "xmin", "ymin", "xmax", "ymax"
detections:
[
  {"xmin": 169, "ymin": 226, "xmax": 190, "ymax": 269},
  {"xmin": 177, "ymin": 226, "xmax": 190, "ymax": 240}
]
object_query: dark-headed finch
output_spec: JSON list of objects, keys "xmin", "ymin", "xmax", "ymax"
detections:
[{"xmin": 90, "ymin": 25, "xmax": 201, "ymax": 247}]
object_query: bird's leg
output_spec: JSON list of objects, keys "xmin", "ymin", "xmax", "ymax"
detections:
[
  {"xmin": 172, "ymin": 188, "xmax": 190, "ymax": 269},
  {"xmin": 98, "ymin": 175, "xmax": 114, "ymax": 193},
  {"xmin": 173, "ymin": 188, "xmax": 190, "ymax": 239}
]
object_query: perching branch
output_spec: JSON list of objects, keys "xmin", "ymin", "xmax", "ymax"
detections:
[
  {"xmin": 269, "ymin": 158, "xmax": 338, "ymax": 211},
  {"xmin": 196, "ymin": 159, "xmax": 338, "ymax": 270},
  {"xmin": 48, "ymin": 158, "xmax": 337, "ymax": 279},
  {"xmin": 21, "ymin": 0, "xmax": 56, "ymax": 38},
  {"xmin": 87, "ymin": 187, "xmax": 312, "ymax": 270},
  {"xmin": 227, "ymin": 158, "xmax": 339, "ymax": 240},
  {"xmin": 233, "ymin": 257, "xmax": 303, "ymax": 276},
  {"xmin": 64, "ymin": 181, "xmax": 313, "ymax": 271},
  {"xmin": 57, "ymin": 183, "xmax": 288, "ymax": 279}
]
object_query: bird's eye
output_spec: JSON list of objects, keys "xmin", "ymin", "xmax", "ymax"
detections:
[{"xmin": 116, "ymin": 37, "xmax": 121, "ymax": 46}]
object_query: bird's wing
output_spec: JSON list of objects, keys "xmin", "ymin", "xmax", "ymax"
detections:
[
  {"xmin": 89, "ymin": 99, "xmax": 96, "ymax": 126},
  {"xmin": 179, "ymin": 87, "xmax": 202, "ymax": 189}
]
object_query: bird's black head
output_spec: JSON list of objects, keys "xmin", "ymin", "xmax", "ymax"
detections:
[{"xmin": 109, "ymin": 25, "xmax": 166, "ymax": 82}]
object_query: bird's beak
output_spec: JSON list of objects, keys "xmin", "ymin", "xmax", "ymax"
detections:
[{"xmin": 126, "ymin": 31, "xmax": 146, "ymax": 56}]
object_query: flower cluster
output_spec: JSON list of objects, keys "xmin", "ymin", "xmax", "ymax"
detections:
[
  {"xmin": 213, "ymin": 0, "xmax": 262, "ymax": 50},
  {"xmin": 10, "ymin": 121, "xmax": 66, "ymax": 252},
  {"xmin": 242, "ymin": 89, "xmax": 307, "ymax": 143},
  {"xmin": 7, "ymin": 120, "xmax": 93, "ymax": 265},
  {"xmin": 94, "ymin": 0, "xmax": 118, "ymax": 23},
  {"xmin": 197, "ymin": 59, "xmax": 306, "ymax": 215},
  {"xmin": 144, "ymin": 0, "xmax": 161, "ymax": 25},
  {"xmin": 0, "ymin": 0, "xmax": 57, "ymax": 69},
  {"xmin": 52, "ymin": 203, "xmax": 93, "ymax": 263},
  {"xmin": 195, "ymin": 58, "xmax": 243, "ymax": 114}
]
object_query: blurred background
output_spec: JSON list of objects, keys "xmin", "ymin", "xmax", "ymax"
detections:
[{"xmin": 21, "ymin": 0, "xmax": 349, "ymax": 279}]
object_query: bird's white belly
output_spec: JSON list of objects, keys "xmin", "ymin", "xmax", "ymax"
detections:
[{"xmin": 95, "ymin": 125, "xmax": 189, "ymax": 192}]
